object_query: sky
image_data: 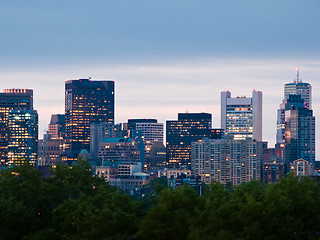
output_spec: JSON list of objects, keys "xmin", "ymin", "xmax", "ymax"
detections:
[{"xmin": 0, "ymin": 1, "xmax": 319, "ymax": 157}]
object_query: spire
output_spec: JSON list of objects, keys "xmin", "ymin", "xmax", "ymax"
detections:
[{"xmin": 296, "ymin": 67, "xmax": 302, "ymax": 83}]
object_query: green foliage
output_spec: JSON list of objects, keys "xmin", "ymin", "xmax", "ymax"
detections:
[
  {"xmin": 1, "ymin": 163, "xmax": 320, "ymax": 240},
  {"xmin": 137, "ymin": 184, "xmax": 201, "ymax": 240}
]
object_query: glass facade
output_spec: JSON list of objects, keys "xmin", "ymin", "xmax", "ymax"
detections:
[
  {"xmin": 166, "ymin": 113, "xmax": 213, "ymax": 169},
  {"xmin": 7, "ymin": 110, "xmax": 38, "ymax": 166},
  {"xmin": 65, "ymin": 79, "xmax": 114, "ymax": 153},
  {"xmin": 0, "ymin": 89, "xmax": 33, "ymax": 165}
]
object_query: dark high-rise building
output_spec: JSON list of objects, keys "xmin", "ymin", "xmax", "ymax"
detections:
[
  {"xmin": 7, "ymin": 110, "xmax": 38, "ymax": 166},
  {"xmin": 277, "ymin": 70, "xmax": 312, "ymax": 144},
  {"xmin": 166, "ymin": 113, "xmax": 215, "ymax": 169},
  {"xmin": 278, "ymin": 95, "xmax": 315, "ymax": 172},
  {"xmin": 0, "ymin": 89, "xmax": 34, "ymax": 165},
  {"xmin": 65, "ymin": 79, "xmax": 114, "ymax": 156}
]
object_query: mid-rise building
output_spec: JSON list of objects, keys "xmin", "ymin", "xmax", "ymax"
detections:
[
  {"xmin": 166, "ymin": 113, "xmax": 215, "ymax": 168},
  {"xmin": 290, "ymin": 158, "xmax": 313, "ymax": 176},
  {"xmin": 262, "ymin": 157, "xmax": 285, "ymax": 184},
  {"xmin": 65, "ymin": 79, "xmax": 114, "ymax": 158},
  {"xmin": 48, "ymin": 114, "xmax": 65, "ymax": 139},
  {"xmin": 90, "ymin": 122, "xmax": 128, "ymax": 159},
  {"xmin": 98, "ymin": 137, "xmax": 141, "ymax": 166},
  {"xmin": 191, "ymin": 138, "xmax": 264, "ymax": 185},
  {"xmin": 0, "ymin": 89, "xmax": 34, "ymax": 165},
  {"xmin": 221, "ymin": 90, "xmax": 262, "ymax": 141},
  {"xmin": 7, "ymin": 110, "xmax": 38, "ymax": 166},
  {"xmin": 145, "ymin": 142, "xmax": 166, "ymax": 172},
  {"xmin": 136, "ymin": 121, "xmax": 163, "ymax": 156}
]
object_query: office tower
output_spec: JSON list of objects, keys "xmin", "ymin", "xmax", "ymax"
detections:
[
  {"xmin": 48, "ymin": 114, "xmax": 65, "ymax": 139},
  {"xmin": 191, "ymin": 138, "xmax": 263, "ymax": 185},
  {"xmin": 166, "ymin": 113, "xmax": 217, "ymax": 169},
  {"xmin": 221, "ymin": 90, "xmax": 262, "ymax": 141},
  {"xmin": 7, "ymin": 110, "xmax": 38, "ymax": 166},
  {"xmin": 65, "ymin": 79, "xmax": 114, "ymax": 156},
  {"xmin": 281, "ymin": 95, "xmax": 315, "ymax": 171},
  {"xmin": 277, "ymin": 70, "xmax": 312, "ymax": 144},
  {"xmin": 0, "ymin": 89, "xmax": 34, "ymax": 165},
  {"xmin": 284, "ymin": 68, "xmax": 312, "ymax": 109}
]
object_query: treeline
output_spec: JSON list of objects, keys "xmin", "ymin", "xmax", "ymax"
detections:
[{"xmin": 1, "ymin": 162, "xmax": 320, "ymax": 240}]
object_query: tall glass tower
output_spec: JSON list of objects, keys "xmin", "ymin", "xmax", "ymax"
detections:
[
  {"xmin": 65, "ymin": 79, "xmax": 114, "ymax": 156},
  {"xmin": 0, "ymin": 89, "xmax": 34, "ymax": 165}
]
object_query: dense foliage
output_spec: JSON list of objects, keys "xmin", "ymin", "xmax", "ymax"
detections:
[{"xmin": 1, "ymin": 162, "xmax": 320, "ymax": 240}]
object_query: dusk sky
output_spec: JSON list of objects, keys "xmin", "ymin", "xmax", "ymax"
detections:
[{"xmin": 0, "ymin": 1, "xmax": 319, "ymax": 156}]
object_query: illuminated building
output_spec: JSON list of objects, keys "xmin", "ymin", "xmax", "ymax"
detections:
[
  {"xmin": 290, "ymin": 158, "xmax": 313, "ymax": 176},
  {"xmin": 65, "ymin": 79, "xmax": 114, "ymax": 157},
  {"xmin": 7, "ymin": 110, "xmax": 38, "ymax": 166},
  {"xmin": 145, "ymin": 142, "xmax": 166, "ymax": 171},
  {"xmin": 277, "ymin": 69, "xmax": 312, "ymax": 144},
  {"xmin": 166, "ymin": 113, "xmax": 222, "ymax": 169},
  {"xmin": 135, "ymin": 121, "xmax": 163, "ymax": 156},
  {"xmin": 281, "ymin": 95, "xmax": 315, "ymax": 172},
  {"xmin": 191, "ymin": 138, "xmax": 263, "ymax": 185},
  {"xmin": 0, "ymin": 89, "xmax": 34, "ymax": 165},
  {"xmin": 221, "ymin": 90, "xmax": 262, "ymax": 141}
]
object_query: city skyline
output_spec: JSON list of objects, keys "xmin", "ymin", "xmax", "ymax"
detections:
[{"xmin": 0, "ymin": 1, "xmax": 319, "ymax": 158}]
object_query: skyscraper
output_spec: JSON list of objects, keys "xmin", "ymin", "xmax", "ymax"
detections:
[
  {"xmin": 166, "ymin": 113, "xmax": 214, "ymax": 168},
  {"xmin": 277, "ymin": 70, "xmax": 312, "ymax": 144},
  {"xmin": 65, "ymin": 79, "xmax": 114, "ymax": 156},
  {"xmin": 7, "ymin": 110, "xmax": 38, "ymax": 166},
  {"xmin": 221, "ymin": 90, "xmax": 262, "ymax": 141},
  {"xmin": 284, "ymin": 68, "xmax": 312, "ymax": 109},
  {"xmin": 0, "ymin": 89, "xmax": 34, "ymax": 165},
  {"xmin": 282, "ymin": 95, "xmax": 315, "ymax": 170}
]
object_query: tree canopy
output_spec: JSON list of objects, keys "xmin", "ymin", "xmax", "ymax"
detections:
[{"xmin": 1, "ymin": 162, "xmax": 320, "ymax": 240}]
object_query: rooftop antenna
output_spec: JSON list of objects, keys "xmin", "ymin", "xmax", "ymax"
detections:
[{"xmin": 186, "ymin": 107, "xmax": 189, "ymax": 113}]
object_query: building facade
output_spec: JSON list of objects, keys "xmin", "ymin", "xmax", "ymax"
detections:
[
  {"xmin": 221, "ymin": 90, "xmax": 262, "ymax": 141},
  {"xmin": 65, "ymin": 79, "xmax": 114, "ymax": 156},
  {"xmin": 277, "ymin": 95, "xmax": 316, "ymax": 171},
  {"xmin": 0, "ymin": 89, "xmax": 34, "ymax": 165},
  {"xmin": 166, "ymin": 113, "xmax": 213, "ymax": 169},
  {"xmin": 7, "ymin": 110, "xmax": 38, "ymax": 166},
  {"xmin": 98, "ymin": 137, "xmax": 141, "ymax": 166},
  {"xmin": 191, "ymin": 138, "xmax": 264, "ymax": 185}
]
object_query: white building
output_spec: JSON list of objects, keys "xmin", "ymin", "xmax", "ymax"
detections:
[
  {"xmin": 135, "ymin": 122, "xmax": 164, "ymax": 156},
  {"xmin": 221, "ymin": 90, "xmax": 262, "ymax": 141}
]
